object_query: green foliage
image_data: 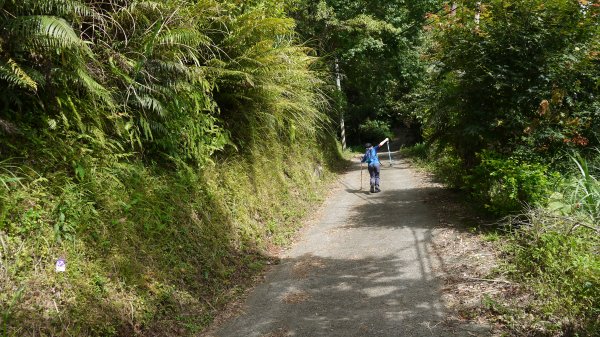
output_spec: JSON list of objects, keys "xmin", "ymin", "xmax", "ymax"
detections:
[
  {"xmin": 0, "ymin": 0, "xmax": 338, "ymax": 336},
  {"xmin": 357, "ymin": 119, "xmax": 393, "ymax": 144},
  {"xmin": 469, "ymin": 151, "xmax": 555, "ymax": 214},
  {"xmin": 410, "ymin": 0, "xmax": 600, "ymax": 218},
  {"xmin": 400, "ymin": 142, "xmax": 429, "ymax": 161},
  {"xmin": 401, "ymin": 144, "xmax": 468, "ymax": 188},
  {"xmin": 502, "ymin": 209, "xmax": 600, "ymax": 334},
  {"xmin": 289, "ymin": 0, "xmax": 439, "ymax": 143},
  {"xmin": 0, "ymin": 0, "xmax": 238, "ymax": 165},
  {"xmin": 547, "ymin": 153, "xmax": 600, "ymax": 224},
  {"xmin": 478, "ymin": 155, "xmax": 600, "ymax": 335},
  {"xmin": 419, "ymin": 0, "xmax": 600, "ymax": 167},
  {"xmin": 399, "ymin": 0, "xmax": 600, "ymax": 333},
  {"xmin": 0, "ymin": 139, "xmax": 337, "ymax": 337},
  {"xmin": 570, "ymin": 154, "xmax": 600, "ymax": 223},
  {"xmin": 209, "ymin": 1, "xmax": 328, "ymax": 149}
]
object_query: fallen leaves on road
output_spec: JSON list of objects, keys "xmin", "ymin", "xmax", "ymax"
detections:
[
  {"xmin": 292, "ymin": 256, "xmax": 326, "ymax": 279},
  {"xmin": 281, "ymin": 291, "xmax": 311, "ymax": 304}
]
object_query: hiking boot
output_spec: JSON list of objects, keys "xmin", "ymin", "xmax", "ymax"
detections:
[{"xmin": 374, "ymin": 186, "xmax": 381, "ymax": 193}]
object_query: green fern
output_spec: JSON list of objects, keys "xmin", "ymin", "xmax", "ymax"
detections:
[
  {"xmin": 6, "ymin": 15, "xmax": 90, "ymax": 54},
  {"xmin": 6, "ymin": 0, "xmax": 94, "ymax": 17},
  {"xmin": 75, "ymin": 68, "xmax": 114, "ymax": 107},
  {"xmin": 0, "ymin": 58, "xmax": 37, "ymax": 91}
]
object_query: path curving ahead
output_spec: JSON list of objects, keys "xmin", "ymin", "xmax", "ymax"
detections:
[{"xmin": 212, "ymin": 155, "xmax": 483, "ymax": 337}]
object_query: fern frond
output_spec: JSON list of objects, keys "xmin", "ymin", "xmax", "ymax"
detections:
[
  {"xmin": 138, "ymin": 117, "xmax": 152, "ymax": 140},
  {"xmin": 226, "ymin": 13, "xmax": 295, "ymax": 47},
  {"xmin": 210, "ymin": 66, "xmax": 256, "ymax": 87},
  {"xmin": 76, "ymin": 68, "xmax": 114, "ymax": 107},
  {"xmin": 156, "ymin": 28, "xmax": 212, "ymax": 50},
  {"xmin": 146, "ymin": 60, "xmax": 190, "ymax": 79},
  {"xmin": 133, "ymin": 95, "xmax": 166, "ymax": 118},
  {"xmin": 7, "ymin": 15, "xmax": 91, "ymax": 55},
  {"xmin": 149, "ymin": 119, "xmax": 168, "ymax": 135},
  {"xmin": 0, "ymin": 58, "xmax": 38, "ymax": 91},
  {"xmin": 11, "ymin": 0, "xmax": 94, "ymax": 17},
  {"xmin": 127, "ymin": 1, "xmax": 164, "ymax": 14}
]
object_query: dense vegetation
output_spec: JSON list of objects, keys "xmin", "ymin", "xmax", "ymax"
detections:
[
  {"xmin": 0, "ymin": 0, "xmax": 340, "ymax": 335},
  {"xmin": 288, "ymin": 0, "xmax": 439, "ymax": 144},
  {"xmin": 404, "ymin": 0, "xmax": 600, "ymax": 334},
  {"xmin": 1, "ymin": 0, "xmax": 599, "ymax": 335}
]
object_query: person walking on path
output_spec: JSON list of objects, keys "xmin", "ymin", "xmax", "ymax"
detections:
[{"xmin": 361, "ymin": 137, "xmax": 389, "ymax": 193}]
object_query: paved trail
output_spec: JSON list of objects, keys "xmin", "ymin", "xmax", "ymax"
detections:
[{"xmin": 213, "ymin": 155, "xmax": 481, "ymax": 337}]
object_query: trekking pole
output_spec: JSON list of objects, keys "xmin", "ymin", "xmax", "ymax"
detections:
[
  {"xmin": 360, "ymin": 162, "xmax": 363, "ymax": 190},
  {"xmin": 386, "ymin": 141, "xmax": 393, "ymax": 167}
]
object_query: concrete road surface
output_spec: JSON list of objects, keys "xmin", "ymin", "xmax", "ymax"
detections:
[{"xmin": 212, "ymin": 155, "xmax": 488, "ymax": 337}]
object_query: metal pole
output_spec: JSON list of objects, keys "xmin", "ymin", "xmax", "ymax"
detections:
[
  {"xmin": 386, "ymin": 141, "xmax": 392, "ymax": 167},
  {"xmin": 335, "ymin": 58, "xmax": 346, "ymax": 151}
]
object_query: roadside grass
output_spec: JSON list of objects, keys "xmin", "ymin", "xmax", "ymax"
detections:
[
  {"xmin": 0, "ymin": 139, "xmax": 345, "ymax": 336},
  {"xmin": 494, "ymin": 156, "xmax": 600, "ymax": 335},
  {"xmin": 400, "ymin": 143, "xmax": 465, "ymax": 188},
  {"xmin": 399, "ymin": 142, "xmax": 428, "ymax": 163},
  {"xmin": 401, "ymin": 143, "xmax": 600, "ymax": 336},
  {"xmin": 486, "ymin": 208, "xmax": 600, "ymax": 336}
]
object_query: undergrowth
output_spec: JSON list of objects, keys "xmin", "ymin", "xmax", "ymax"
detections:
[
  {"xmin": 0, "ymin": 137, "xmax": 343, "ymax": 336},
  {"xmin": 497, "ymin": 209, "xmax": 600, "ymax": 336},
  {"xmin": 0, "ymin": 0, "xmax": 345, "ymax": 335},
  {"xmin": 494, "ymin": 156, "xmax": 600, "ymax": 335},
  {"xmin": 402, "ymin": 143, "xmax": 600, "ymax": 335}
]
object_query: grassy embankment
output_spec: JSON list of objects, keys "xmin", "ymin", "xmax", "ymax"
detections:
[
  {"xmin": 0, "ymin": 0, "xmax": 348, "ymax": 335},
  {"xmin": 1, "ymin": 138, "xmax": 346, "ymax": 336}
]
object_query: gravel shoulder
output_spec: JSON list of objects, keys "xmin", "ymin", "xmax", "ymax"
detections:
[{"xmin": 205, "ymin": 155, "xmax": 500, "ymax": 337}]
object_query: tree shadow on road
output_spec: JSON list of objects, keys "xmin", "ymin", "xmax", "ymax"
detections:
[
  {"xmin": 214, "ymin": 158, "xmax": 495, "ymax": 337},
  {"xmin": 215, "ymin": 253, "xmax": 460, "ymax": 337},
  {"xmin": 215, "ymin": 185, "xmax": 489, "ymax": 337}
]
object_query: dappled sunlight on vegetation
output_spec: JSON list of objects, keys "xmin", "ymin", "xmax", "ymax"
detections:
[
  {"xmin": 401, "ymin": 0, "xmax": 600, "ymax": 334},
  {"xmin": 1, "ymin": 0, "xmax": 599, "ymax": 335},
  {"xmin": 0, "ymin": 0, "xmax": 342, "ymax": 335}
]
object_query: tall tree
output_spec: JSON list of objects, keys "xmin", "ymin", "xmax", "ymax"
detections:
[
  {"xmin": 420, "ymin": 0, "xmax": 600, "ymax": 166},
  {"xmin": 288, "ymin": 0, "xmax": 440, "ymax": 143}
]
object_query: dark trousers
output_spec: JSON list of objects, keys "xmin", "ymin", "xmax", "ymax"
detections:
[{"xmin": 368, "ymin": 162, "xmax": 380, "ymax": 187}]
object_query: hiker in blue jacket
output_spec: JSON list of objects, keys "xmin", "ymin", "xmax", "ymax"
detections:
[{"xmin": 361, "ymin": 138, "xmax": 389, "ymax": 193}]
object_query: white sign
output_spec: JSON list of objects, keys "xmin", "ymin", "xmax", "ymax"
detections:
[{"xmin": 55, "ymin": 259, "xmax": 66, "ymax": 272}]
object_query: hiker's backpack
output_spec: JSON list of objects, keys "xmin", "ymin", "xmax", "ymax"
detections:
[{"xmin": 364, "ymin": 147, "xmax": 377, "ymax": 164}]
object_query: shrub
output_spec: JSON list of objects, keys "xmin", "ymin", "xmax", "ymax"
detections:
[
  {"xmin": 357, "ymin": 119, "xmax": 393, "ymax": 144},
  {"xmin": 400, "ymin": 142, "xmax": 428, "ymax": 161},
  {"xmin": 503, "ymin": 208, "xmax": 600, "ymax": 334},
  {"xmin": 468, "ymin": 151, "xmax": 555, "ymax": 214},
  {"xmin": 420, "ymin": 0, "xmax": 600, "ymax": 166}
]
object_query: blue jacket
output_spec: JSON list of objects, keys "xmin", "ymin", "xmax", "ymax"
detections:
[{"xmin": 361, "ymin": 145, "xmax": 380, "ymax": 165}]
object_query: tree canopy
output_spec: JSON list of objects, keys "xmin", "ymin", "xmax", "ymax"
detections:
[
  {"xmin": 288, "ymin": 0, "xmax": 440, "ymax": 143},
  {"xmin": 419, "ymin": 0, "xmax": 600, "ymax": 167}
]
